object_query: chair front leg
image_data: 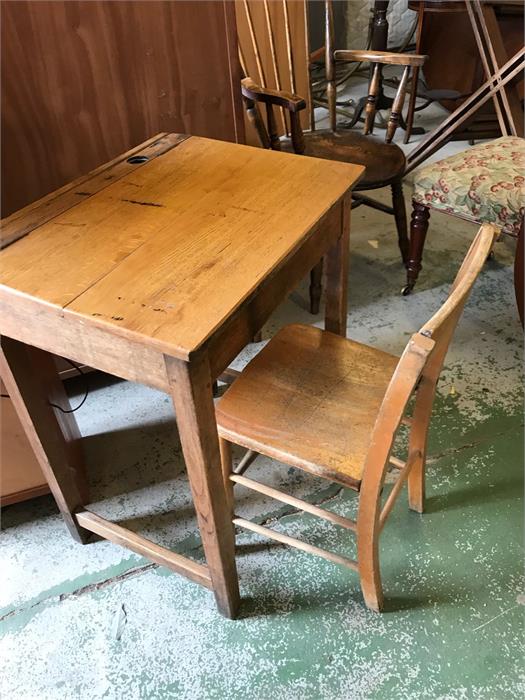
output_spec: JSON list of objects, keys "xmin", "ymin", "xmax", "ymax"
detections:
[{"xmin": 403, "ymin": 201, "xmax": 430, "ymax": 296}]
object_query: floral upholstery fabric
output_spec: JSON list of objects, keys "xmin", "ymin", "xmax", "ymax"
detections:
[{"xmin": 413, "ymin": 136, "xmax": 525, "ymax": 237}]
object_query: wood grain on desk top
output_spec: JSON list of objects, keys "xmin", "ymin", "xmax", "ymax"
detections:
[{"xmin": 0, "ymin": 135, "xmax": 363, "ymax": 359}]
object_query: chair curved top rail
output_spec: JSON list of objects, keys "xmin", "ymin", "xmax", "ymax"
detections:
[{"xmin": 420, "ymin": 224, "xmax": 497, "ymax": 337}]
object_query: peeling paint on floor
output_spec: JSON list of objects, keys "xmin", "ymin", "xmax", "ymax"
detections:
[{"xmin": 1, "ymin": 153, "xmax": 523, "ymax": 696}]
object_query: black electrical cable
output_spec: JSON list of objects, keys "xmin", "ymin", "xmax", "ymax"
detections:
[
  {"xmin": 49, "ymin": 359, "xmax": 90, "ymax": 413},
  {"xmin": 0, "ymin": 359, "xmax": 90, "ymax": 413}
]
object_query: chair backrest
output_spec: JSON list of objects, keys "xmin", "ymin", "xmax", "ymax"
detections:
[
  {"xmin": 324, "ymin": 0, "xmax": 427, "ymax": 142},
  {"xmin": 237, "ymin": 0, "xmax": 312, "ymax": 138},
  {"xmin": 362, "ymin": 223, "xmax": 497, "ymax": 494}
]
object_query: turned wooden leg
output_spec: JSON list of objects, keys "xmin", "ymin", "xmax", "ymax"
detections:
[
  {"xmin": 165, "ymin": 352, "xmax": 240, "ymax": 618},
  {"xmin": 0, "ymin": 338, "xmax": 90, "ymax": 543},
  {"xmin": 324, "ymin": 195, "xmax": 351, "ymax": 337},
  {"xmin": 391, "ymin": 181, "xmax": 409, "ymax": 266},
  {"xmin": 403, "ymin": 201, "xmax": 430, "ymax": 296},
  {"xmin": 403, "ymin": 65, "xmax": 420, "ymax": 145},
  {"xmin": 309, "ymin": 260, "xmax": 323, "ymax": 315},
  {"xmin": 515, "ymin": 221, "xmax": 524, "ymax": 328}
]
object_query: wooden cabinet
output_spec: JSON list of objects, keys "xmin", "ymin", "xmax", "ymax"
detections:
[{"xmin": 1, "ymin": 380, "xmax": 49, "ymax": 506}]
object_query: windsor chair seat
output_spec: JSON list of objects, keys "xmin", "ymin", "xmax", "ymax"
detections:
[
  {"xmin": 280, "ymin": 130, "xmax": 406, "ymax": 189},
  {"xmin": 217, "ymin": 223, "xmax": 497, "ymax": 612}
]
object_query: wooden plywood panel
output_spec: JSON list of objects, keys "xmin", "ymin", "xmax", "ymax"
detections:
[
  {"xmin": 236, "ymin": 0, "xmax": 310, "ymax": 142},
  {"xmin": 0, "ymin": 379, "xmax": 49, "ymax": 505},
  {"xmin": 1, "ymin": 0, "xmax": 244, "ymax": 216}
]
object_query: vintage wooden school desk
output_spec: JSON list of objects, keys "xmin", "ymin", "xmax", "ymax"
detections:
[{"xmin": 0, "ymin": 133, "xmax": 363, "ymax": 617}]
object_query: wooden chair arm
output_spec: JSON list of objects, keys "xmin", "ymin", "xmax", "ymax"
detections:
[
  {"xmin": 333, "ymin": 49, "xmax": 427, "ymax": 68},
  {"xmin": 241, "ymin": 78, "xmax": 307, "ymax": 113}
]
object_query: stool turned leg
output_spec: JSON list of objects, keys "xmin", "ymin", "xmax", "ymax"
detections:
[
  {"xmin": 402, "ymin": 201, "xmax": 430, "ymax": 296},
  {"xmin": 309, "ymin": 259, "xmax": 323, "ymax": 315}
]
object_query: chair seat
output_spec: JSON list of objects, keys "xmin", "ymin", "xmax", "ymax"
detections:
[
  {"xmin": 412, "ymin": 136, "xmax": 525, "ymax": 236},
  {"xmin": 216, "ymin": 324, "xmax": 400, "ymax": 489},
  {"xmin": 281, "ymin": 130, "xmax": 406, "ymax": 190}
]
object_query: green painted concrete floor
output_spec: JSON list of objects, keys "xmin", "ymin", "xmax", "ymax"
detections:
[{"xmin": 1, "ymin": 183, "xmax": 523, "ymax": 698}]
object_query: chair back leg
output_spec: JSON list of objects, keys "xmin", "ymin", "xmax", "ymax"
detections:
[
  {"xmin": 356, "ymin": 466, "xmax": 385, "ymax": 612},
  {"xmin": 407, "ymin": 385, "xmax": 435, "ymax": 513}
]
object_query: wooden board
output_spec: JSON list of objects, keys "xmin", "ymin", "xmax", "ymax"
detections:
[
  {"xmin": 1, "ymin": 0, "xmax": 244, "ymax": 216},
  {"xmin": 0, "ymin": 135, "xmax": 363, "ymax": 362},
  {"xmin": 0, "ymin": 379, "xmax": 49, "ymax": 506}
]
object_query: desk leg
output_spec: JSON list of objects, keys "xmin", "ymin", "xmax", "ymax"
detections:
[
  {"xmin": 165, "ymin": 352, "xmax": 240, "ymax": 619},
  {"xmin": 0, "ymin": 337, "xmax": 90, "ymax": 542},
  {"xmin": 324, "ymin": 195, "xmax": 351, "ymax": 337}
]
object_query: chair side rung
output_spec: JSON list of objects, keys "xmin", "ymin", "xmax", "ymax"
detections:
[
  {"xmin": 389, "ymin": 455, "xmax": 405, "ymax": 470},
  {"xmin": 380, "ymin": 449, "xmax": 422, "ymax": 531},
  {"xmin": 230, "ymin": 473, "xmax": 357, "ymax": 531},
  {"xmin": 233, "ymin": 516, "xmax": 358, "ymax": 571},
  {"xmin": 233, "ymin": 449, "xmax": 258, "ymax": 475}
]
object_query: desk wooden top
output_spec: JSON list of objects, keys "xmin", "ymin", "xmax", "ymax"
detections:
[{"xmin": 0, "ymin": 134, "xmax": 363, "ymax": 360}]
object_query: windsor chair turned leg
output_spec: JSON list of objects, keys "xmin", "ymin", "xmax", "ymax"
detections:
[
  {"xmin": 403, "ymin": 201, "xmax": 431, "ymax": 296},
  {"xmin": 391, "ymin": 180, "xmax": 410, "ymax": 266}
]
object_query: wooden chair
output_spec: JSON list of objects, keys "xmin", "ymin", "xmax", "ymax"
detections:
[
  {"xmin": 405, "ymin": 136, "xmax": 525, "ymax": 326},
  {"xmin": 241, "ymin": 0, "xmax": 427, "ymax": 313},
  {"xmin": 216, "ymin": 224, "xmax": 496, "ymax": 611}
]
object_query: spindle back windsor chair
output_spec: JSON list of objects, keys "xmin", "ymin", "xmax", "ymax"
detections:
[{"xmin": 241, "ymin": 0, "xmax": 427, "ymax": 311}]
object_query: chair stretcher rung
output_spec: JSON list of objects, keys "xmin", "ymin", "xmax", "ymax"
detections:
[
  {"xmin": 231, "ymin": 473, "xmax": 357, "ymax": 531},
  {"xmin": 389, "ymin": 456, "xmax": 405, "ymax": 470},
  {"xmin": 380, "ymin": 449, "xmax": 422, "ymax": 531},
  {"xmin": 76, "ymin": 510, "xmax": 212, "ymax": 589},
  {"xmin": 233, "ymin": 516, "xmax": 358, "ymax": 571},
  {"xmin": 233, "ymin": 449, "xmax": 258, "ymax": 475}
]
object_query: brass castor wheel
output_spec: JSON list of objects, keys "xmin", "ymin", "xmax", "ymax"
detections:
[{"xmin": 401, "ymin": 284, "xmax": 414, "ymax": 296}]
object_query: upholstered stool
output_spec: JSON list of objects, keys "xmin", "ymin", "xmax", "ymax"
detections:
[{"xmin": 404, "ymin": 136, "xmax": 525, "ymax": 323}]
